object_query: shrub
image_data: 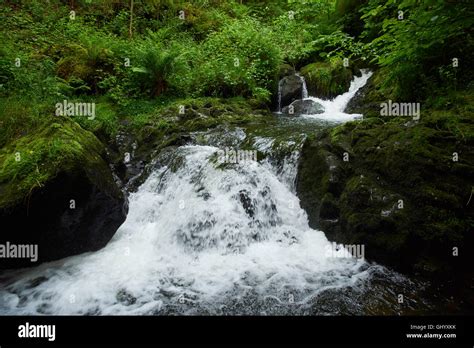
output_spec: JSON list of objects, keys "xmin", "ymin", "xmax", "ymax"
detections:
[{"xmin": 192, "ymin": 18, "xmax": 282, "ymax": 99}]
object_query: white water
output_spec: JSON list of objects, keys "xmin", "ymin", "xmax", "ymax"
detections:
[
  {"xmin": 279, "ymin": 70, "xmax": 373, "ymax": 122},
  {"xmin": 296, "ymin": 73, "xmax": 309, "ymax": 99},
  {"xmin": 277, "ymin": 79, "xmax": 283, "ymax": 112},
  {"xmin": 0, "ymin": 145, "xmax": 379, "ymax": 315},
  {"xmin": 301, "ymin": 70, "xmax": 373, "ymax": 122}
]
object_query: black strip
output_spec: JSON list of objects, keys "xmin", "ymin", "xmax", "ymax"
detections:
[{"xmin": 0, "ymin": 315, "xmax": 473, "ymax": 346}]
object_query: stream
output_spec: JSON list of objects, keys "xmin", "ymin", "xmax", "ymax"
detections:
[{"xmin": 0, "ymin": 71, "xmax": 451, "ymax": 315}]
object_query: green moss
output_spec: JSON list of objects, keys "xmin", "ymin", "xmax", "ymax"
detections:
[
  {"xmin": 298, "ymin": 92, "xmax": 474, "ymax": 276},
  {"xmin": 74, "ymin": 101, "xmax": 120, "ymax": 140},
  {"xmin": 0, "ymin": 116, "xmax": 107, "ymax": 209},
  {"xmin": 130, "ymin": 97, "xmax": 269, "ymax": 140},
  {"xmin": 301, "ymin": 58, "xmax": 353, "ymax": 98}
]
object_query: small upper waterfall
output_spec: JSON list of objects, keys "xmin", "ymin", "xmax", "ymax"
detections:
[
  {"xmin": 296, "ymin": 73, "xmax": 309, "ymax": 99},
  {"xmin": 277, "ymin": 73, "xmax": 309, "ymax": 113},
  {"xmin": 278, "ymin": 69, "xmax": 373, "ymax": 122},
  {"xmin": 277, "ymin": 79, "xmax": 283, "ymax": 113},
  {"xmin": 303, "ymin": 69, "xmax": 372, "ymax": 121}
]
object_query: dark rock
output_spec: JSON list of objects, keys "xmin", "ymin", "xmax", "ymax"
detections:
[
  {"xmin": 279, "ymin": 74, "xmax": 304, "ymax": 108},
  {"xmin": 0, "ymin": 121, "xmax": 127, "ymax": 269},
  {"xmin": 116, "ymin": 289, "xmax": 137, "ymax": 306},
  {"xmin": 344, "ymin": 71, "xmax": 385, "ymax": 117},
  {"xmin": 282, "ymin": 99, "xmax": 325, "ymax": 115},
  {"xmin": 300, "ymin": 60, "xmax": 353, "ymax": 99},
  {"xmin": 296, "ymin": 110, "xmax": 474, "ymax": 280},
  {"xmin": 239, "ymin": 189, "xmax": 255, "ymax": 218}
]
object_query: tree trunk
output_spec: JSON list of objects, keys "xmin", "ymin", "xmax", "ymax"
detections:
[{"xmin": 129, "ymin": 0, "xmax": 134, "ymax": 39}]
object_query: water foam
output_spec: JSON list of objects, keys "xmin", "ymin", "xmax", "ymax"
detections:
[
  {"xmin": 302, "ymin": 70, "xmax": 373, "ymax": 121},
  {"xmin": 0, "ymin": 145, "xmax": 374, "ymax": 315}
]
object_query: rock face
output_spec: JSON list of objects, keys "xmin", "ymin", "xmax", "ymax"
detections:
[
  {"xmin": 279, "ymin": 74, "xmax": 304, "ymax": 108},
  {"xmin": 300, "ymin": 59, "xmax": 354, "ymax": 99},
  {"xmin": 296, "ymin": 114, "xmax": 474, "ymax": 279},
  {"xmin": 278, "ymin": 63, "xmax": 295, "ymax": 79},
  {"xmin": 282, "ymin": 99, "xmax": 325, "ymax": 115},
  {"xmin": 0, "ymin": 119, "xmax": 128, "ymax": 269},
  {"xmin": 344, "ymin": 71, "xmax": 384, "ymax": 116}
]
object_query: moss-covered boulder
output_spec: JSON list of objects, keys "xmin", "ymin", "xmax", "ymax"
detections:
[
  {"xmin": 344, "ymin": 69, "xmax": 390, "ymax": 117},
  {"xmin": 0, "ymin": 117, "xmax": 127, "ymax": 268},
  {"xmin": 300, "ymin": 58, "xmax": 354, "ymax": 99},
  {"xmin": 296, "ymin": 105, "xmax": 474, "ymax": 279}
]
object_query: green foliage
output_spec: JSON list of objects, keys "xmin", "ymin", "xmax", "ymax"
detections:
[
  {"xmin": 131, "ymin": 48, "xmax": 181, "ymax": 97},
  {"xmin": 360, "ymin": 0, "xmax": 474, "ymax": 100},
  {"xmin": 1, "ymin": 0, "xmax": 473, "ymax": 144},
  {"xmin": 0, "ymin": 97, "xmax": 44, "ymax": 148},
  {"xmin": 312, "ymin": 30, "xmax": 368, "ymax": 63},
  {"xmin": 271, "ymin": 13, "xmax": 316, "ymax": 66},
  {"xmin": 191, "ymin": 18, "xmax": 282, "ymax": 98},
  {"xmin": 74, "ymin": 101, "xmax": 120, "ymax": 139}
]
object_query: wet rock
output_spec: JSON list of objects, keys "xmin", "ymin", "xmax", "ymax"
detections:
[
  {"xmin": 279, "ymin": 75, "xmax": 304, "ymax": 108},
  {"xmin": 116, "ymin": 289, "xmax": 137, "ymax": 306},
  {"xmin": 282, "ymin": 99, "xmax": 325, "ymax": 115},
  {"xmin": 300, "ymin": 59, "xmax": 353, "ymax": 99},
  {"xmin": 239, "ymin": 189, "xmax": 255, "ymax": 218},
  {"xmin": 296, "ymin": 109, "xmax": 474, "ymax": 279},
  {"xmin": 344, "ymin": 71, "xmax": 386, "ymax": 117},
  {"xmin": 0, "ymin": 119, "xmax": 127, "ymax": 269}
]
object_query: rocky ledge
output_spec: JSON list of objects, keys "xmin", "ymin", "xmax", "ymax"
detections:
[{"xmin": 296, "ymin": 101, "xmax": 474, "ymax": 280}]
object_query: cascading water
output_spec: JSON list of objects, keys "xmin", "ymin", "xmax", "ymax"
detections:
[
  {"xmin": 278, "ymin": 70, "xmax": 372, "ymax": 121},
  {"xmin": 0, "ymin": 68, "xmax": 433, "ymax": 315},
  {"xmin": 277, "ymin": 79, "xmax": 283, "ymax": 113},
  {"xmin": 296, "ymin": 73, "xmax": 309, "ymax": 99},
  {"xmin": 302, "ymin": 69, "xmax": 373, "ymax": 121},
  {"xmin": 0, "ymin": 141, "xmax": 426, "ymax": 315}
]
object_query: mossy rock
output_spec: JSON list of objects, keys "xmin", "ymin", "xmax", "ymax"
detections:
[
  {"xmin": 113, "ymin": 97, "xmax": 271, "ymax": 191},
  {"xmin": 300, "ymin": 59, "xmax": 353, "ymax": 99},
  {"xmin": 296, "ymin": 102, "xmax": 474, "ymax": 279},
  {"xmin": 344, "ymin": 69, "xmax": 390, "ymax": 117},
  {"xmin": 279, "ymin": 63, "xmax": 295, "ymax": 78},
  {"xmin": 0, "ymin": 117, "xmax": 127, "ymax": 268}
]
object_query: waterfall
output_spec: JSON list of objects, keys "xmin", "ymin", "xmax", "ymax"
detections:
[
  {"xmin": 296, "ymin": 73, "xmax": 308, "ymax": 99},
  {"xmin": 277, "ymin": 79, "xmax": 283, "ymax": 113},
  {"xmin": 300, "ymin": 70, "xmax": 372, "ymax": 122},
  {"xmin": 278, "ymin": 70, "xmax": 372, "ymax": 121},
  {"xmin": 277, "ymin": 73, "xmax": 308, "ymax": 113},
  {"xmin": 0, "ymin": 144, "xmax": 383, "ymax": 315},
  {"xmin": 0, "ymin": 68, "xmax": 424, "ymax": 315}
]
